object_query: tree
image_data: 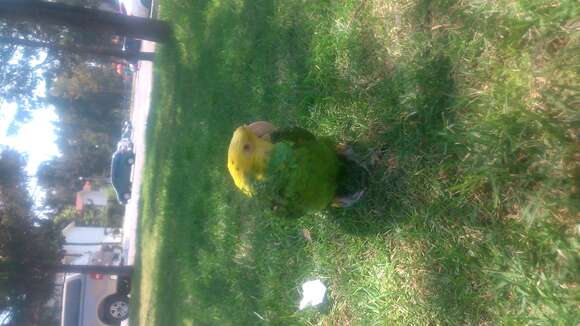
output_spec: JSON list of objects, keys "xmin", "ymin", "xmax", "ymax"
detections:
[
  {"xmin": 53, "ymin": 202, "xmax": 124, "ymax": 228},
  {"xmin": 0, "ymin": 0, "xmax": 172, "ymax": 42},
  {"xmin": 51, "ymin": 62, "xmax": 125, "ymax": 99},
  {"xmin": 0, "ymin": 149, "xmax": 131, "ymax": 325},
  {"xmin": 0, "ymin": 0, "xmax": 168, "ymax": 129},
  {"xmin": 36, "ymin": 159, "xmax": 79, "ymax": 213},
  {"xmin": 53, "ymin": 205, "xmax": 101, "ymax": 227},
  {"xmin": 35, "ymin": 89, "xmax": 126, "ymax": 216},
  {"xmin": 0, "ymin": 20, "xmax": 58, "ymax": 130},
  {"xmin": 0, "ymin": 149, "xmax": 64, "ymax": 325}
]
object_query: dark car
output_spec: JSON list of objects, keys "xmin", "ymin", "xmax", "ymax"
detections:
[
  {"xmin": 111, "ymin": 122, "xmax": 135, "ymax": 204},
  {"xmin": 123, "ymin": 38, "xmax": 142, "ymax": 57}
]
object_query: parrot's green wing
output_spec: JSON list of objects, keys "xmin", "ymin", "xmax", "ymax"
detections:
[{"xmin": 254, "ymin": 128, "xmax": 339, "ymax": 218}]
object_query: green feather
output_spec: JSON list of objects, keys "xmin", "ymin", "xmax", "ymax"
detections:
[{"xmin": 254, "ymin": 128, "xmax": 339, "ymax": 217}]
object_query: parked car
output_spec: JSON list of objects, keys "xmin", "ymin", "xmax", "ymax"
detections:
[
  {"xmin": 122, "ymin": 37, "xmax": 142, "ymax": 65},
  {"xmin": 111, "ymin": 122, "xmax": 135, "ymax": 204},
  {"xmin": 120, "ymin": 0, "xmax": 151, "ymax": 18},
  {"xmin": 60, "ymin": 247, "xmax": 131, "ymax": 326}
]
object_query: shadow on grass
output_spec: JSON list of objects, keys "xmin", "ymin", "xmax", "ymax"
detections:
[
  {"xmin": 326, "ymin": 0, "xmax": 579, "ymax": 322},
  {"xmin": 330, "ymin": 53, "xmax": 457, "ymax": 235},
  {"xmin": 313, "ymin": 4, "xmax": 502, "ymax": 321}
]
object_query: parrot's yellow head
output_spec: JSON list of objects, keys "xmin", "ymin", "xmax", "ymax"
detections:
[{"xmin": 228, "ymin": 125, "xmax": 274, "ymax": 195}]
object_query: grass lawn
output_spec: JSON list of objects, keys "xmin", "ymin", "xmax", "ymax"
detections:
[{"xmin": 130, "ymin": 0, "xmax": 579, "ymax": 325}]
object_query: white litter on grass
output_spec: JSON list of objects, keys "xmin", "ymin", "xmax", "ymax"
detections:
[{"xmin": 299, "ymin": 280, "xmax": 327, "ymax": 310}]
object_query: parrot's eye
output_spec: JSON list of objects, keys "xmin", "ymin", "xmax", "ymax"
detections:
[{"xmin": 243, "ymin": 143, "xmax": 251, "ymax": 152}]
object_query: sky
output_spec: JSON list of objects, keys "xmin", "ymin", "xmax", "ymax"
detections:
[
  {"xmin": 0, "ymin": 44, "xmax": 61, "ymax": 209},
  {"xmin": 0, "ymin": 101, "xmax": 60, "ymax": 203},
  {"xmin": 1, "ymin": 46, "xmax": 61, "ymax": 204}
]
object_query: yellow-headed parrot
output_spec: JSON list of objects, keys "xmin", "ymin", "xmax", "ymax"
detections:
[{"xmin": 227, "ymin": 121, "xmax": 367, "ymax": 217}]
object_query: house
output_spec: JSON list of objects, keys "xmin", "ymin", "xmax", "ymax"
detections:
[
  {"xmin": 61, "ymin": 221, "xmax": 122, "ymax": 264},
  {"xmin": 75, "ymin": 181, "xmax": 108, "ymax": 211}
]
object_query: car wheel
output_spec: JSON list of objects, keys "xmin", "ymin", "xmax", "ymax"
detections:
[
  {"xmin": 123, "ymin": 193, "xmax": 131, "ymax": 201},
  {"xmin": 102, "ymin": 295, "xmax": 129, "ymax": 324}
]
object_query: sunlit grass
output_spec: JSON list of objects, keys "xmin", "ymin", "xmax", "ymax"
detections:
[{"xmin": 130, "ymin": 0, "xmax": 579, "ymax": 325}]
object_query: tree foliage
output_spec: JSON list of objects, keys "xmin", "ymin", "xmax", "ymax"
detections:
[
  {"xmin": 0, "ymin": 149, "xmax": 63, "ymax": 325},
  {"xmin": 0, "ymin": 20, "xmax": 59, "ymax": 132},
  {"xmin": 51, "ymin": 62, "xmax": 125, "ymax": 99},
  {"xmin": 54, "ymin": 201, "xmax": 124, "ymax": 229},
  {"xmin": 1, "ymin": 1, "xmax": 137, "ymax": 216},
  {"xmin": 37, "ymin": 91, "xmax": 126, "ymax": 214},
  {"xmin": 0, "ymin": 0, "xmax": 144, "ymax": 129}
]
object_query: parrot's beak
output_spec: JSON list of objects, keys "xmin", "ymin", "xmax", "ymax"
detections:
[{"xmin": 247, "ymin": 121, "xmax": 275, "ymax": 141}]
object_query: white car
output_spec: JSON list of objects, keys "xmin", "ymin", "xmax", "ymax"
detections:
[
  {"xmin": 120, "ymin": 0, "xmax": 151, "ymax": 18},
  {"xmin": 60, "ymin": 246, "xmax": 130, "ymax": 326},
  {"xmin": 61, "ymin": 273, "xmax": 130, "ymax": 326}
]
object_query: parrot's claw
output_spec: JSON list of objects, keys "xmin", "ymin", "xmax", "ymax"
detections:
[
  {"xmin": 332, "ymin": 190, "xmax": 365, "ymax": 208},
  {"xmin": 336, "ymin": 143, "xmax": 354, "ymax": 158}
]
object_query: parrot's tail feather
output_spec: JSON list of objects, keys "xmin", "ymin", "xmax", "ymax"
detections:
[{"xmin": 333, "ymin": 146, "xmax": 369, "ymax": 208}]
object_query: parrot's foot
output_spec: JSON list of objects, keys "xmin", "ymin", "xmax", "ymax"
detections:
[
  {"xmin": 332, "ymin": 189, "xmax": 365, "ymax": 208},
  {"xmin": 336, "ymin": 143, "xmax": 354, "ymax": 157}
]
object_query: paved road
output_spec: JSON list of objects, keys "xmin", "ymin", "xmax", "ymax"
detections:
[
  {"xmin": 122, "ymin": 40, "xmax": 155, "ymax": 266},
  {"xmin": 119, "ymin": 40, "xmax": 155, "ymax": 326}
]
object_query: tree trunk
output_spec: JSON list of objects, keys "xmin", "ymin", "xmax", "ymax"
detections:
[
  {"xmin": 51, "ymin": 264, "xmax": 134, "ymax": 276},
  {"xmin": 0, "ymin": 36, "xmax": 155, "ymax": 61},
  {"xmin": 0, "ymin": 0, "xmax": 171, "ymax": 43}
]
